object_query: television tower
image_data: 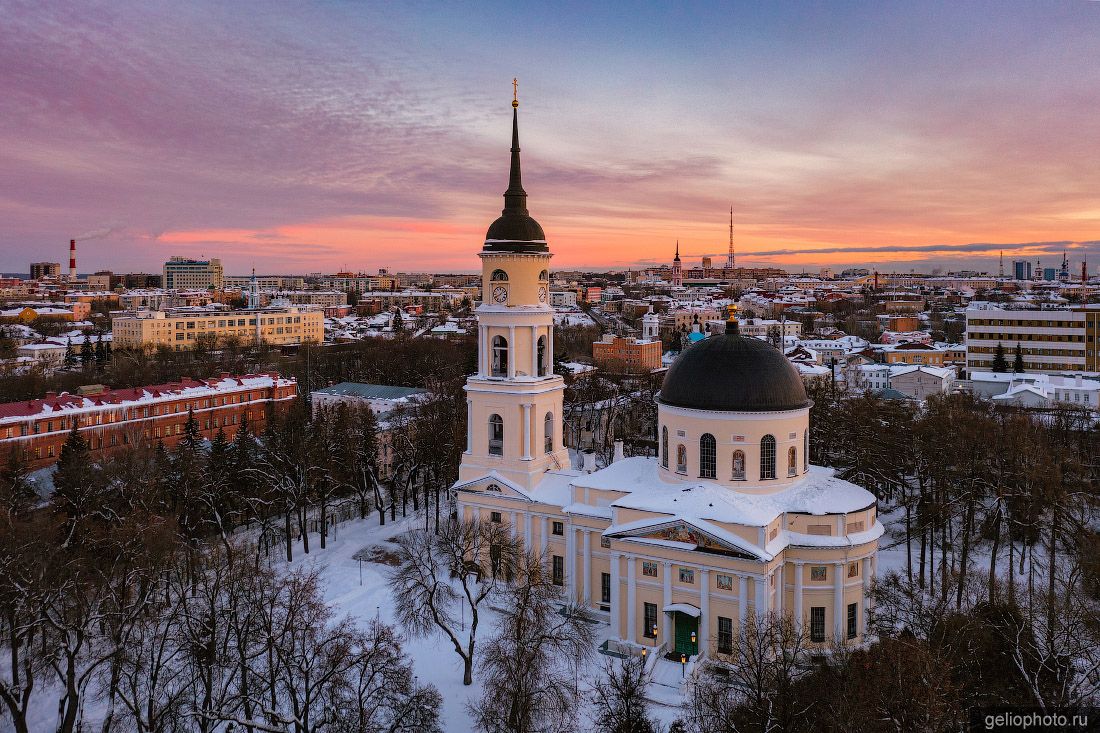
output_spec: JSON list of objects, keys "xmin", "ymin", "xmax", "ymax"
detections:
[
  {"xmin": 726, "ymin": 206, "xmax": 735, "ymax": 271},
  {"xmin": 998, "ymin": 251, "xmax": 1003, "ymax": 278}
]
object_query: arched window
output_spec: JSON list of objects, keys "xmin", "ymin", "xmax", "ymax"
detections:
[
  {"xmin": 491, "ymin": 335, "xmax": 508, "ymax": 377},
  {"xmin": 537, "ymin": 336, "xmax": 547, "ymax": 377},
  {"xmin": 490, "ymin": 269, "xmax": 508, "ymax": 281},
  {"xmin": 803, "ymin": 431, "xmax": 808, "ymax": 471},
  {"xmin": 544, "ymin": 412, "xmax": 554, "ymax": 454},
  {"xmin": 488, "ymin": 414, "xmax": 504, "ymax": 456},
  {"xmin": 539, "ymin": 269, "xmax": 548, "ymax": 281},
  {"xmin": 699, "ymin": 433, "xmax": 716, "ymax": 478},
  {"xmin": 788, "ymin": 447, "xmax": 797, "ymax": 477},
  {"xmin": 676, "ymin": 444, "xmax": 687, "ymax": 474},
  {"xmin": 661, "ymin": 426, "xmax": 669, "ymax": 468},
  {"xmin": 760, "ymin": 435, "xmax": 776, "ymax": 480},
  {"xmin": 731, "ymin": 450, "xmax": 746, "ymax": 480}
]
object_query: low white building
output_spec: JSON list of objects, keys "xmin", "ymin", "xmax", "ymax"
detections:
[
  {"xmin": 550, "ymin": 290, "xmax": 578, "ymax": 307},
  {"xmin": 969, "ymin": 372, "xmax": 1099, "ymax": 410},
  {"xmin": 889, "ymin": 365, "xmax": 955, "ymax": 401}
]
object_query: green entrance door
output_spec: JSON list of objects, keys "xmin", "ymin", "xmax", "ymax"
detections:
[{"xmin": 673, "ymin": 611, "xmax": 699, "ymax": 657}]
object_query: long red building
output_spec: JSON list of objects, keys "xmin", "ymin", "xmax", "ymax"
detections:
[{"xmin": 0, "ymin": 373, "xmax": 297, "ymax": 470}]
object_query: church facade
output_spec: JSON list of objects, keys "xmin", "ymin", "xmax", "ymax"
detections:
[{"xmin": 454, "ymin": 97, "xmax": 881, "ymax": 659}]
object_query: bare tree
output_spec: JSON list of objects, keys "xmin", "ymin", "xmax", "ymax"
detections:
[
  {"xmin": 589, "ymin": 654, "xmax": 663, "ymax": 733},
  {"xmin": 468, "ymin": 547, "xmax": 594, "ymax": 733},
  {"xmin": 684, "ymin": 613, "xmax": 812, "ymax": 733},
  {"xmin": 388, "ymin": 515, "xmax": 518, "ymax": 686}
]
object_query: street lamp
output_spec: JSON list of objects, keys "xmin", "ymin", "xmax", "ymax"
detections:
[
  {"xmin": 641, "ymin": 647, "xmax": 647, "ymax": 662},
  {"xmin": 690, "ymin": 631, "xmax": 696, "ymax": 646},
  {"xmin": 680, "ymin": 652, "xmax": 687, "ymax": 678}
]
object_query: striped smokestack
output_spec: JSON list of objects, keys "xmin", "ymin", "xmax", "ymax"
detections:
[{"xmin": 69, "ymin": 239, "xmax": 76, "ymax": 280}]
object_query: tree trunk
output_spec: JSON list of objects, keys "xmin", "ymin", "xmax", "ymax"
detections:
[
  {"xmin": 956, "ymin": 496, "xmax": 974, "ymax": 609},
  {"xmin": 1046, "ymin": 507, "xmax": 1058, "ymax": 649},
  {"xmin": 300, "ymin": 505, "xmax": 310, "ymax": 554},
  {"xmin": 320, "ymin": 500, "xmax": 328, "ymax": 550},
  {"xmin": 988, "ymin": 504, "xmax": 1001, "ymax": 604},
  {"xmin": 904, "ymin": 501, "xmax": 913, "ymax": 586},
  {"xmin": 285, "ymin": 511, "xmax": 293, "ymax": 562}
]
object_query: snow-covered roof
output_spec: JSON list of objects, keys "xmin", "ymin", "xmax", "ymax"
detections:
[
  {"xmin": 0, "ymin": 373, "xmax": 295, "ymax": 423},
  {"xmin": 573, "ymin": 457, "xmax": 875, "ymax": 527}
]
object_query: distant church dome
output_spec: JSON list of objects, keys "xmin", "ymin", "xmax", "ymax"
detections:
[{"xmin": 659, "ymin": 330, "xmax": 811, "ymax": 412}]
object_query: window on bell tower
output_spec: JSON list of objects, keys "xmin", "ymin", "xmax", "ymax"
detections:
[
  {"xmin": 537, "ymin": 336, "xmax": 547, "ymax": 376},
  {"xmin": 491, "ymin": 335, "xmax": 509, "ymax": 377},
  {"xmin": 488, "ymin": 414, "xmax": 504, "ymax": 456},
  {"xmin": 491, "ymin": 269, "xmax": 508, "ymax": 281}
]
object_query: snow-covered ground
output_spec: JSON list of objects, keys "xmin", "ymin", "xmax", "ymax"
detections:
[{"xmin": 16, "ymin": 503, "xmax": 1006, "ymax": 732}]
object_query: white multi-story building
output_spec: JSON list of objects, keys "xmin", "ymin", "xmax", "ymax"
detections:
[
  {"xmin": 965, "ymin": 303, "xmax": 1100, "ymax": 373},
  {"xmin": 163, "ymin": 257, "xmax": 224, "ymax": 290},
  {"xmin": 550, "ymin": 290, "xmax": 578, "ymax": 307}
]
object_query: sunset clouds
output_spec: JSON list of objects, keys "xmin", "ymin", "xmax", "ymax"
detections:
[{"xmin": 1, "ymin": 0, "xmax": 1098, "ymax": 274}]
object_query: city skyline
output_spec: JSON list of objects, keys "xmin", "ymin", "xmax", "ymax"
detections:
[{"xmin": 2, "ymin": 1, "xmax": 1098, "ymax": 275}]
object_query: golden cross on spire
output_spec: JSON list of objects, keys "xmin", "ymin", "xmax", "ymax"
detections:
[{"xmin": 512, "ymin": 77, "xmax": 519, "ymax": 108}]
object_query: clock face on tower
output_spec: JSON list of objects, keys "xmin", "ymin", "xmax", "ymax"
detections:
[
  {"xmin": 492, "ymin": 286, "xmax": 508, "ymax": 304},
  {"xmin": 538, "ymin": 286, "xmax": 547, "ymax": 303}
]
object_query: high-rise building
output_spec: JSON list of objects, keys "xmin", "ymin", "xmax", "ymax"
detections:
[
  {"xmin": 1012, "ymin": 260, "xmax": 1032, "ymax": 281},
  {"xmin": 701, "ymin": 256, "xmax": 712, "ymax": 269},
  {"xmin": 30, "ymin": 262, "xmax": 61, "ymax": 279},
  {"xmin": 163, "ymin": 256, "xmax": 224, "ymax": 290}
]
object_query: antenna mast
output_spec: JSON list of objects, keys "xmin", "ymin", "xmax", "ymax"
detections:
[{"xmin": 726, "ymin": 206, "xmax": 735, "ymax": 271}]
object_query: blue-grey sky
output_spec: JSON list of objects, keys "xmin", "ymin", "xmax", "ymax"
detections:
[{"xmin": 1, "ymin": 0, "xmax": 1098, "ymax": 274}]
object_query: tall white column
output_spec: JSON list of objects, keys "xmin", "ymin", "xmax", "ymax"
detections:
[
  {"xmin": 793, "ymin": 562, "xmax": 804, "ymax": 631},
  {"xmin": 465, "ymin": 399, "xmax": 472, "ymax": 453},
  {"xmin": 540, "ymin": 516, "xmax": 548, "ymax": 557},
  {"xmin": 862, "ymin": 556, "xmax": 872, "ymax": 634},
  {"xmin": 662, "ymin": 561, "xmax": 672, "ymax": 645},
  {"xmin": 479, "ymin": 325, "xmax": 487, "ymax": 375},
  {"xmin": 699, "ymin": 568, "xmax": 710, "ymax": 657},
  {"xmin": 582, "ymin": 531, "xmax": 592, "ymax": 607},
  {"xmin": 738, "ymin": 575, "xmax": 748, "ymax": 626},
  {"xmin": 774, "ymin": 567, "xmax": 783, "ymax": 617},
  {"xmin": 531, "ymin": 325, "xmax": 538, "ymax": 376},
  {"xmin": 627, "ymin": 558, "xmax": 637, "ymax": 644},
  {"xmin": 755, "ymin": 576, "xmax": 768, "ymax": 616},
  {"xmin": 566, "ymin": 526, "xmax": 576, "ymax": 602},
  {"xmin": 521, "ymin": 403, "xmax": 531, "ymax": 459},
  {"xmin": 833, "ymin": 562, "xmax": 844, "ymax": 642},
  {"xmin": 510, "ymin": 511, "xmax": 517, "ymax": 539},
  {"xmin": 507, "ymin": 325, "xmax": 516, "ymax": 379},
  {"xmin": 524, "ymin": 513, "xmax": 532, "ymax": 549},
  {"xmin": 610, "ymin": 553, "xmax": 622, "ymax": 638},
  {"xmin": 548, "ymin": 325, "xmax": 554, "ymax": 371}
]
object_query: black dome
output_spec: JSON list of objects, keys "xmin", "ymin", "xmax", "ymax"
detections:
[
  {"xmin": 659, "ymin": 333, "xmax": 811, "ymax": 412},
  {"xmin": 484, "ymin": 213, "xmax": 547, "ymax": 252}
]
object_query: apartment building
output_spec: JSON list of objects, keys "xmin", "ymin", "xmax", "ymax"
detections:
[
  {"xmin": 592, "ymin": 333, "xmax": 663, "ymax": 372},
  {"xmin": 163, "ymin": 257, "xmax": 224, "ymax": 290},
  {"xmin": 112, "ymin": 307, "xmax": 324, "ymax": 350},
  {"xmin": 0, "ymin": 373, "xmax": 296, "ymax": 470},
  {"xmin": 966, "ymin": 305, "xmax": 1100, "ymax": 373}
]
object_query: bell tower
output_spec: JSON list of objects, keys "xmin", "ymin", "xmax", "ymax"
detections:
[{"xmin": 459, "ymin": 85, "xmax": 571, "ymax": 489}]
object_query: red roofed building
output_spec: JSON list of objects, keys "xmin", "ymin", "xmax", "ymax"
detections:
[{"xmin": 0, "ymin": 373, "xmax": 297, "ymax": 470}]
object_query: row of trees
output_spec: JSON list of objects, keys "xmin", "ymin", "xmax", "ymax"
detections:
[
  {"xmin": 0, "ymin": 362, "xmax": 474, "ymax": 731},
  {"xmin": 0, "ymin": 417, "xmax": 444, "ymax": 733}
]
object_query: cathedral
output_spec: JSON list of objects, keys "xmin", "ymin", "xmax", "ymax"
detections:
[{"xmin": 453, "ymin": 95, "xmax": 881, "ymax": 659}]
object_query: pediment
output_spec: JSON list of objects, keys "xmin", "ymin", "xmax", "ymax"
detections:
[
  {"xmin": 452, "ymin": 474, "xmax": 534, "ymax": 502},
  {"xmin": 609, "ymin": 519, "xmax": 759, "ymax": 560}
]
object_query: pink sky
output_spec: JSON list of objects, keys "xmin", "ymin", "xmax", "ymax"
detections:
[{"xmin": 2, "ymin": 1, "xmax": 1098, "ymax": 275}]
